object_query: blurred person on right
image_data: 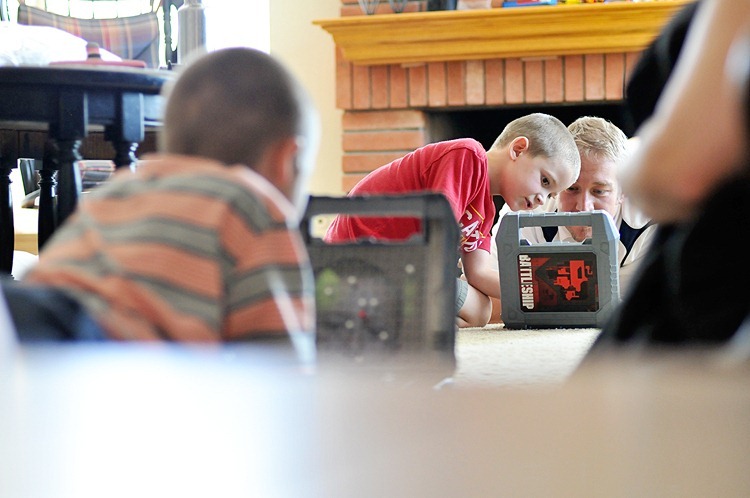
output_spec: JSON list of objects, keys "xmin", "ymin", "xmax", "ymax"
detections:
[
  {"xmin": 620, "ymin": 0, "xmax": 749, "ymax": 225},
  {"xmin": 587, "ymin": 0, "xmax": 750, "ymax": 349}
]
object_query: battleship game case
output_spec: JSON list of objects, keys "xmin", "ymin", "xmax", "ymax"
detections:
[{"xmin": 496, "ymin": 210, "xmax": 620, "ymax": 329}]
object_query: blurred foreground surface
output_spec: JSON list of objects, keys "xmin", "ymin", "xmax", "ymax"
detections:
[{"xmin": 1, "ymin": 338, "xmax": 748, "ymax": 498}]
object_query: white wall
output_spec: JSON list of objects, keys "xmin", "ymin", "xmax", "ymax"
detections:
[
  {"xmin": 205, "ymin": 0, "xmax": 343, "ymax": 196},
  {"xmin": 270, "ymin": 0, "xmax": 343, "ymax": 197},
  {"xmin": 203, "ymin": 0, "xmax": 270, "ymax": 53}
]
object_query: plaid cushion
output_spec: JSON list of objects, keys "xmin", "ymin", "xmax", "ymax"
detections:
[{"xmin": 17, "ymin": 4, "xmax": 159, "ymax": 68}]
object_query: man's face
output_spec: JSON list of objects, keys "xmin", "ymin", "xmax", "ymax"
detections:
[{"xmin": 557, "ymin": 155, "xmax": 623, "ymax": 242}]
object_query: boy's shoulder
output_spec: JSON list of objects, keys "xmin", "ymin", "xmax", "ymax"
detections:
[
  {"xmin": 439, "ymin": 137, "xmax": 483, "ymax": 149},
  {"xmin": 419, "ymin": 138, "xmax": 485, "ymax": 156}
]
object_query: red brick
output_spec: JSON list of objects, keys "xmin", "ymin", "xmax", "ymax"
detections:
[
  {"xmin": 604, "ymin": 53, "xmax": 625, "ymax": 101},
  {"xmin": 370, "ymin": 65, "xmax": 390, "ymax": 109},
  {"xmin": 352, "ymin": 64, "xmax": 371, "ymax": 110},
  {"xmin": 447, "ymin": 61, "xmax": 466, "ymax": 107},
  {"xmin": 342, "ymin": 174, "xmax": 367, "ymax": 193},
  {"xmin": 485, "ymin": 59, "xmax": 504, "ymax": 105},
  {"xmin": 343, "ymin": 153, "xmax": 403, "ymax": 173},
  {"xmin": 465, "ymin": 60, "xmax": 485, "ymax": 106},
  {"xmin": 342, "ymin": 110, "xmax": 427, "ymax": 130},
  {"xmin": 584, "ymin": 54, "xmax": 605, "ymax": 101},
  {"xmin": 505, "ymin": 58, "xmax": 524, "ymax": 104},
  {"xmin": 335, "ymin": 49, "xmax": 353, "ymax": 110},
  {"xmin": 427, "ymin": 62, "xmax": 447, "ymax": 108},
  {"xmin": 524, "ymin": 59, "xmax": 544, "ymax": 104},
  {"xmin": 544, "ymin": 57, "xmax": 563, "ymax": 103},
  {"xmin": 389, "ymin": 64, "xmax": 408, "ymax": 109},
  {"xmin": 408, "ymin": 64, "xmax": 428, "ymax": 107},
  {"xmin": 625, "ymin": 51, "xmax": 643, "ymax": 82},
  {"xmin": 563, "ymin": 55, "xmax": 584, "ymax": 102},
  {"xmin": 343, "ymin": 130, "xmax": 425, "ymax": 152}
]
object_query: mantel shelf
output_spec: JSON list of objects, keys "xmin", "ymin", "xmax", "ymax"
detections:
[{"xmin": 314, "ymin": 0, "xmax": 694, "ymax": 66}]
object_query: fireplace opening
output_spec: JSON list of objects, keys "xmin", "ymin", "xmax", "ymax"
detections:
[{"xmin": 426, "ymin": 101, "xmax": 635, "ymax": 151}]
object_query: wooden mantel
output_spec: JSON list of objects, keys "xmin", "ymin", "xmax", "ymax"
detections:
[{"xmin": 314, "ymin": 0, "xmax": 694, "ymax": 66}]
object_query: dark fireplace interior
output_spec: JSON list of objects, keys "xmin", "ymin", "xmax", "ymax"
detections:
[{"xmin": 427, "ymin": 101, "xmax": 635, "ymax": 151}]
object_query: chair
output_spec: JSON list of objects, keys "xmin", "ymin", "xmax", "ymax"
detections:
[{"xmin": 11, "ymin": 0, "xmax": 182, "ymax": 68}]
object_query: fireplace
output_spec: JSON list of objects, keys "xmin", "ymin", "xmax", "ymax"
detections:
[{"xmin": 316, "ymin": 1, "xmax": 692, "ymax": 192}]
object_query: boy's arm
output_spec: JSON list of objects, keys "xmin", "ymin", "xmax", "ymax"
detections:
[{"xmin": 460, "ymin": 248, "xmax": 501, "ymax": 301}]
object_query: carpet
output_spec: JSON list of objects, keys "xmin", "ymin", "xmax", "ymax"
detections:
[{"xmin": 451, "ymin": 324, "xmax": 601, "ymax": 388}]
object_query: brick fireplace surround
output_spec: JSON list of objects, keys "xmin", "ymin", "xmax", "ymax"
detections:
[{"xmin": 319, "ymin": 0, "xmax": 691, "ymax": 192}]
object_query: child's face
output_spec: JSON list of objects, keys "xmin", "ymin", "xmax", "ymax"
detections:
[{"xmin": 500, "ymin": 153, "xmax": 577, "ymax": 212}]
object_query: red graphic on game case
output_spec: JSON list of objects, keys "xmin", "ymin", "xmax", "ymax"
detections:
[
  {"xmin": 552, "ymin": 260, "xmax": 592, "ymax": 300},
  {"xmin": 518, "ymin": 252, "xmax": 599, "ymax": 312}
]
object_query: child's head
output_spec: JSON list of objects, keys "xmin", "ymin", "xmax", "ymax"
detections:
[
  {"xmin": 162, "ymin": 47, "xmax": 320, "ymax": 211},
  {"xmin": 491, "ymin": 113, "xmax": 578, "ymax": 161},
  {"xmin": 489, "ymin": 113, "xmax": 580, "ymax": 212}
]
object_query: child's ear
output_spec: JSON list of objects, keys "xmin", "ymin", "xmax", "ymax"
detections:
[
  {"xmin": 509, "ymin": 137, "xmax": 530, "ymax": 159},
  {"xmin": 260, "ymin": 137, "xmax": 299, "ymax": 196}
]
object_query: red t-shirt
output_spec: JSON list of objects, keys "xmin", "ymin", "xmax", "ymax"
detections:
[{"xmin": 324, "ymin": 138, "xmax": 495, "ymax": 254}]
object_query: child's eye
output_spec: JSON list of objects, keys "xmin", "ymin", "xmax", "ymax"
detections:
[{"xmin": 541, "ymin": 176, "xmax": 550, "ymax": 187}]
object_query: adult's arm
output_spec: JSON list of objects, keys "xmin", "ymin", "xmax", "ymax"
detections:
[{"xmin": 622, "ymin": 0, "xmax": 750, "ymax": 223}]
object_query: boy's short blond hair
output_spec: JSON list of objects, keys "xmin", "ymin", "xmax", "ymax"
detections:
[{"xmin": 491, "ymin": 112, "xmax": 580, "ymax": 172}]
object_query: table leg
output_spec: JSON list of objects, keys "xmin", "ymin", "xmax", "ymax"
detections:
[
  {"xmin": 107, "ymin": 134, "xmax": 139, "ymax": 171},
  {"xmin": 0, "ymin": 163, "xmax": 14, "ymax": 275},
  {"xmin": 37, "ymin": 141, "xmax": 58, "ymax": 250},
  {"xmin": 107, "ymin": 92, "xmax": 144, "ymax": 171},
  {"xmin": 53, "ymin": 139, "xmax": 83, "ymax": 234},
  {"xmin": 0, "ymin": 132, "xmax": 16, "ymax": 275}
]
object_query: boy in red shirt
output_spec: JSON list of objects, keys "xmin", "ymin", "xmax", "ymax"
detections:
[{"xmin": 325, "ymin": 113, "xmax": 581, "ymax": 327}]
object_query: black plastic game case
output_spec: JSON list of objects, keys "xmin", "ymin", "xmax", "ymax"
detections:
[
  {"xmin": 300, "ymin": 193, "xmax": 460, "ymax": 367},
  {"xmin": 496, "ymin": 210, "xmax": 620, "ymax": 329}
]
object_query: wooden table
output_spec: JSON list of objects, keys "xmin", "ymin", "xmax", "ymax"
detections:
[{"xmin": 0, "ymin": 65, "xmax": 172, "ymax": 274}]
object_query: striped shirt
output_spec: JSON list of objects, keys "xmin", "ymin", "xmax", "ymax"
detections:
[{"xmin": 24, "ymin": 154, "xmax": 316, "ymax": 344}]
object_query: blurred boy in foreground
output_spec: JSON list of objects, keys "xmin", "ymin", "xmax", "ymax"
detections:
[{"xmin": 2, "ymin": 48, "xmax": 320, "ymax": 359}]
